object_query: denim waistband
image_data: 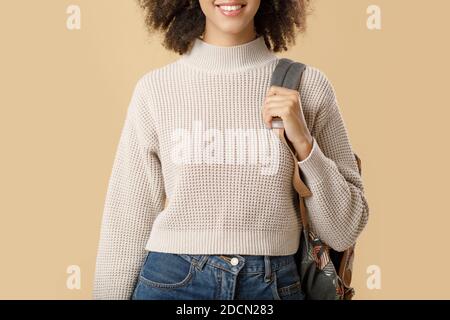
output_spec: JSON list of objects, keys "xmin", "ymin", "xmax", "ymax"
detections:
[{"xmin": 177, "ymin": 253, "xmax": 297, "ymax": 276}]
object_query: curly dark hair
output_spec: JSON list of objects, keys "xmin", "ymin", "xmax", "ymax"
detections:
[{"xmin": 136, "ymin": 0, "xmax": 313, "ymax": 55}]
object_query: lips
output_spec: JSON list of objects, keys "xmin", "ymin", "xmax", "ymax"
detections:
[
  {"xmin": 215, "ymin": 2, "xmax": 247, "ymax": 16},
  {"xmin": 218, "ymin": 4, "xmax": 244, "ymax": 10}
]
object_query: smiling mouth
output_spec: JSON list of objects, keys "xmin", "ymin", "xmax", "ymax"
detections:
[{"xmin": 215, "ymin": 3, "xmax": 247, "ymax": 16}]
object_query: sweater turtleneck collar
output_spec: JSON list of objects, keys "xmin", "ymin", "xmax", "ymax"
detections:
[{"xmin": 178, "ymin": 35, "xmax": 278, "ymax": 72}]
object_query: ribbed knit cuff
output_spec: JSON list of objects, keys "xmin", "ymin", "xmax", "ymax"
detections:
[{"xmin": 297, "ymin": 137, "xmax": 333, "ymax": 186}]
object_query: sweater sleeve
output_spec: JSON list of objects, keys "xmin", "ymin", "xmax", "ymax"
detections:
[
  {"xmin": 297, "ymin": 138, "xmax": 316, "ymax": 164},
  {"xmin": 93, "ymin": 77, "xmax": 166, "ymax": 300},
  {"xmin": 297, "ymin": 70, "xmax": 369, "ymax": 252}
]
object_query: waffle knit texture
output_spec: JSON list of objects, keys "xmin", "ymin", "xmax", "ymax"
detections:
[{"xmin": 93, "ymin": 36, "xmax": 369, "ymax": 299}]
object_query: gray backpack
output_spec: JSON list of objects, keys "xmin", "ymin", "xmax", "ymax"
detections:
[{"xmin": 270, "ymin": 58, "xmax": 362, "ymax": 300}]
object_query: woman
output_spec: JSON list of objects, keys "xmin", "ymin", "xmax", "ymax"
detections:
[{"xmin": 93, "ymin": 0, "xmax": 369, "ymax": 300}]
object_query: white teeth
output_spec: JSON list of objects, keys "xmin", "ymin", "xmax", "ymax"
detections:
[{"xmin": 220, "ymin": 5, "xmax": 243, "ymax": 11}]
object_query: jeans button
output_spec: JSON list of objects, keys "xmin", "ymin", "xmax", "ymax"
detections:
[{"xmin": 230, "ymin": 257, "xmax": 239, "ymax": 266}]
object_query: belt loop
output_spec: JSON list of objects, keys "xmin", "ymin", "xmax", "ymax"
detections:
[
  {"xmin": 193, "ymin": 255, "xmax": 209, "ymax": 271},
  {"xmin": 264, "ymin": 256, "xmax": 272, "ymax": 283}
]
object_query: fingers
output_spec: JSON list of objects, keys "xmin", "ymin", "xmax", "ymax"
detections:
[
  {"xmin": 264, "ymin": 102, "xmax": 291, "ymax": 111},
  {"xmin": 264, "ymin": 94, "xmax": 298, "ymax": 105},
  {"xmin": 264, "ymin": 94, "xmax": 299, "ymax": 112},
  {"xmin": 262, "ymin": 86, "xmax": 302, "ymax": 129},
  {"xmin": 267, "ymin": 85, "xmax": 299, "ymax": 97},
  {"xmin": 262, "ymin": 105, "xmax": 291, "ymax": 128}
]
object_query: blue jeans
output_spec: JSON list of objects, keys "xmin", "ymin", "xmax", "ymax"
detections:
[{"xmin": 132, "ymin": 251, "xmax": 305, "ymax": 300}]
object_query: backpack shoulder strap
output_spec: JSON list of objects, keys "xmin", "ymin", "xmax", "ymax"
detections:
[
  {"xmin": 270, "ymin": 59, "xmax": 306, "ymax": 129},
  {"xmin": 270, "ymin": 58, "xmax": 307, "ymax": 90},
  {"xmin": 269, "ymin": 58, "xmax": 313, "ymax": 224},
  {"xmin": 354, "ymin": 153, "xmax": 362, "ymax": 175}
]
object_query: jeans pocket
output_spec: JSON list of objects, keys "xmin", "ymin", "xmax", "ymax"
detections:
[
  {"xmin": 138, "ymin": 251, "xmax": 195, "ymax": 289},
  {"xmin": 272, "ymin": 261, "xmax": 305, "ymax": 300}
]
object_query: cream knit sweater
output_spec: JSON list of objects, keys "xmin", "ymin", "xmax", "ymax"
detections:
[{"xmin": 93, "ymin": 36, "xmax": 369, "ymax": 299}]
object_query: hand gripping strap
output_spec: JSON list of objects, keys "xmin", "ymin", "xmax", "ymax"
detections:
[{"xmin": 269, "ymin": 58, "xmax": 312, "ymax": 229}]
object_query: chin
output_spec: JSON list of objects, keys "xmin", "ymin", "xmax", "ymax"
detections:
[{"xmin": 216, "ymin": 21, "xmax": 249, "ymax": 35}]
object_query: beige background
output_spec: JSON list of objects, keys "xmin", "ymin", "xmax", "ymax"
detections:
[{"xmin": 0, "ymin": 0, "xmax": 448, "ymax": 299}]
